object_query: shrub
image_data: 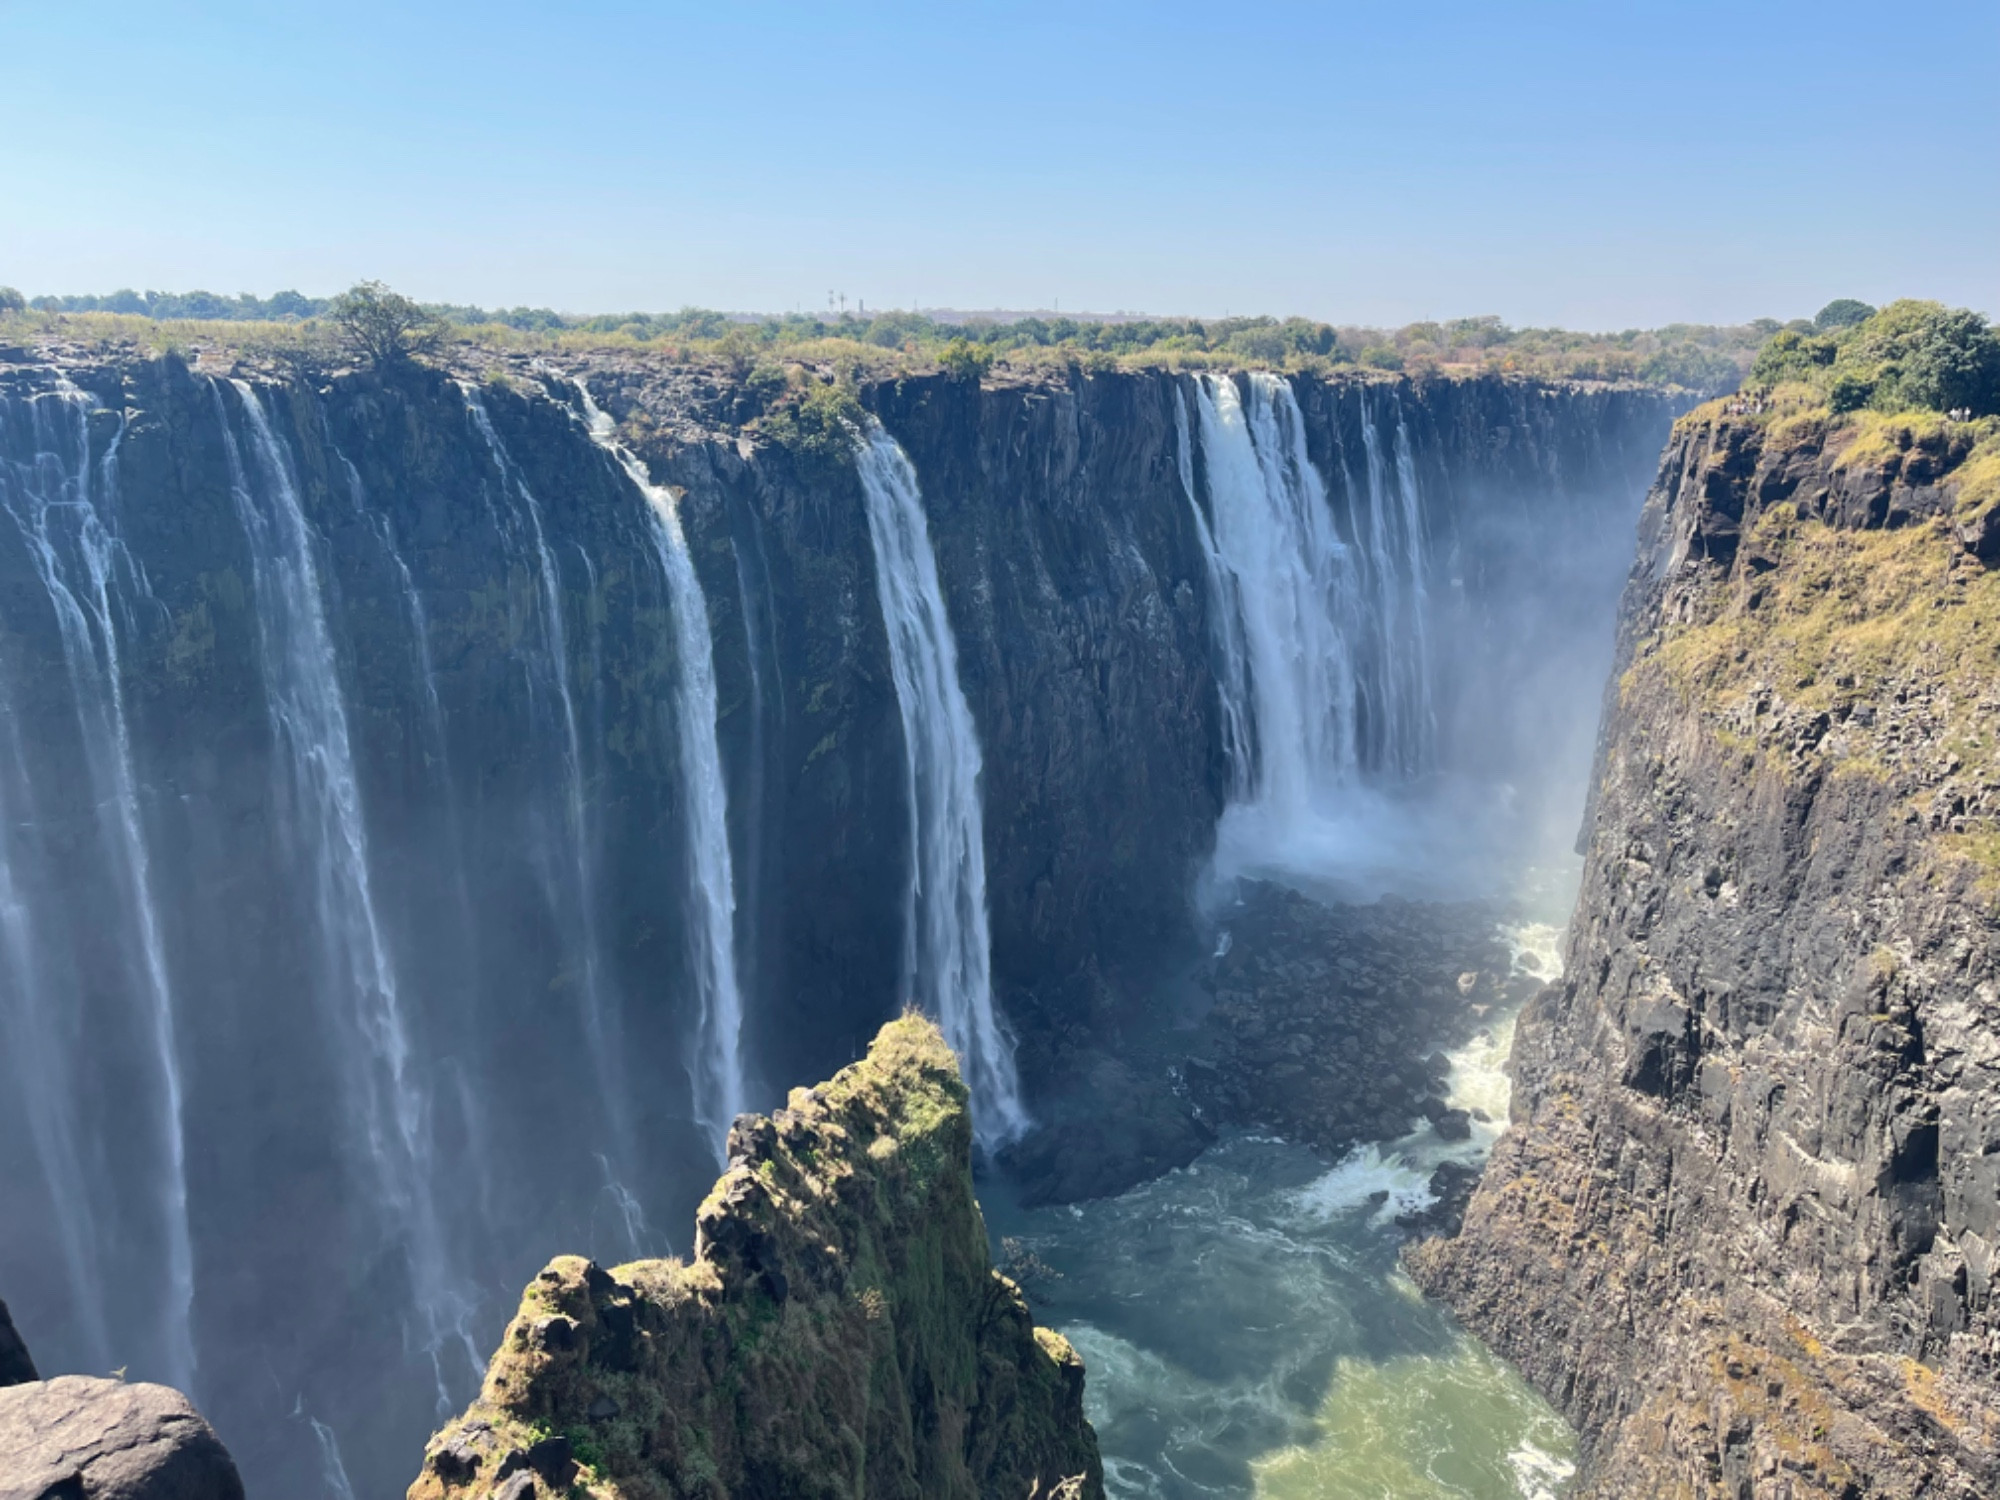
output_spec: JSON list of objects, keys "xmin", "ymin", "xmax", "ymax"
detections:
[
  {"xmin": 1827, "ymin": 369, "xmax": 1874, "ymax": 413},
  {"xmin": 939, "ymin": 338, "xmax": 994, "ymax": 382},
  {"xmin": 763, "ymin": 376, "xmax": 865, "ymax": 470},
  {"xmin": 1749, "ymin": 328, "xmax": 1838, "ymax": 386}
]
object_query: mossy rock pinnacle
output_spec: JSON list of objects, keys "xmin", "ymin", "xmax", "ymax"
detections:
[{"xmin": 409, "ymin": 1014, "xmax": 1102, "ymax": 1500}]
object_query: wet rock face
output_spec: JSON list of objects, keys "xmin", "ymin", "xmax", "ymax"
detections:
[
  {"xmin": 1410, "ymin": 407, "xmax": 2000, "ymax": 1497},
  {"xmin": 0, "ymin": 1376, "xmax": 244, "ymax": 1500},
  {"xmin": 410, "ymin": 1016, "xmax": 1104, "ymax": 1500},
  {"xmin": 0, "ymin": 1299, "xmax": 34, "ymax": 1387},
  {"xmin": 1188, "ymin": 885, "xmax": 1528, "ymax": 1154}
]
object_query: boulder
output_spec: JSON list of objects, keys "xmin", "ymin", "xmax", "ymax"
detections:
[{"xmin": 0, "ymin": 1375, "xmax": 244, "ymax": 1500}]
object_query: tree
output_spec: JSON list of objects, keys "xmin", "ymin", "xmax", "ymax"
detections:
[
  {"xmin": 0, "ymin": 286, "xmax": 24, "ymax": 315},
  {"xmin": 1846, "ymin": 301, "xmax": 2000, "ymax": 416},
  {"xmin": 1813, "ymin": 298, "xmax": 1876, "ymax": 331},
  {"xmin": 328, "ymin": 281, "xmax": 446, "ymax": 367}
]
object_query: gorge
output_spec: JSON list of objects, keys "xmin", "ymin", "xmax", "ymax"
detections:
[{"xmin": 1, "ymin": 331, "xmax": 1738, "ymax": 1497}]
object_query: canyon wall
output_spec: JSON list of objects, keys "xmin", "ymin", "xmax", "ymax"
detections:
[
  {"xmin": 0, "ymin": 342, "xmax": 1677, "ymax": 1496},
  {"xmin": 1412, "ymin": 405, "xmax": 2000, "ymax": 1496}
]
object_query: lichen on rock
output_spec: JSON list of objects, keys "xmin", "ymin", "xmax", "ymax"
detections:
[{"xmin": 409, "ymin": 1014, "xmax": 1103, "ymax": 1500}]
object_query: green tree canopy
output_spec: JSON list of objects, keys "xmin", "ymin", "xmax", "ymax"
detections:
[
  {"xmin": 328, "ymin": 281, "xmax": 446, "ymax": 367},
  {"xmin": 1814, "ymin": 298, "xmax": 1876, "ymax": 330}
]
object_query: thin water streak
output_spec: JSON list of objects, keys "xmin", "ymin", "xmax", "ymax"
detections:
[{"xmin": 852, "ymin": 419, "xmax": 1026, "ymax": 1148}]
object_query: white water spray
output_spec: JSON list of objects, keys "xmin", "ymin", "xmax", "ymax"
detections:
[
  {"xmin": 853, "ymin": 420, "xmax": 1026, "ymax": 1148},
  {"xmin": 571, "ymin": 383, "xmax": 745, "ymax": 1162},
  {"xmin": 0, "ymin": 387, "xmax": 195, "ymax": 1390},
  {"xmin": 216, "ymin": 380, "xmax": 476, "ymax": 1408},
  {"xmin": 1186, "ymin": 374, "xmax": 1449, "ymax": 897}
]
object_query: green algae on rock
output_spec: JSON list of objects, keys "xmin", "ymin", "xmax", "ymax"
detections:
[{"xmin": 408, "ymin": 1015, "xmax": 1102, "ymax": 1500}]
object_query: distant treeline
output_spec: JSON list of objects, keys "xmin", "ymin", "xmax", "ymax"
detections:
[
  {"xmin": 20, "ymin": 287, "xmax": 571, "ymax": 332},
  {"xmin": 7, "ymin": 286, "xmax": 1767, "ymax": 388}
]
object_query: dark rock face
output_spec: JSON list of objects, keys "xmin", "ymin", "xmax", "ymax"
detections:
[
  {"xmin": 410, "ymin": 1016, "xmax": 1103, "ymax": 1500},
  {"xmin": 0, "ymin": 1376, "xmax": 244, "ymax": 1500},
  {"xmin": 1186, "ymin": 885, "xmax": 1531, "ymax": 1154},
  {"xmin": 0, "ymin": 1299, "xmax": 34, "ymax": 1387},
  {"xmin": 1410, "ymin": 406, "xmax": 2000, "ymax": 1496}
]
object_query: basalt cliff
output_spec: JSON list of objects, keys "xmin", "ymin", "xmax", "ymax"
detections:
[
  {"xmin": 1412, "ymin": 403, "xmax": 2000, "ymax": 1495},
  {"xmin": 407, "ymin": 1014, "xmax": 1102, "ymax": 1500},
  {"xmin": 0, "ymin": 336, "xmax": 1679, "ymax": 1495}
]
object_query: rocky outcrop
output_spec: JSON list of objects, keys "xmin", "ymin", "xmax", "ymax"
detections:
[
  {"xmin": 0, "ymin": 1375, "xmax": 244, "ymax": 1500},
  {"xmin": 409, "ymin": 1015, "xmax": 1103, "ymax": 1500},
  {"xmin": 1411, "ymin": 405, "xmax": 2000, "ymax": 1495}
]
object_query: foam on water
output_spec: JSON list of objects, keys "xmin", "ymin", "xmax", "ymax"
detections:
[{"xmin": 992, "ymin": 916, "xmax": 1575, "ymax": 1497}]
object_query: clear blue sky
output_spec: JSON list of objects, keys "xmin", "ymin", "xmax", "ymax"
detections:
[{"xmin": 5, "ymin": 0, "xmax": 1995, "ymax": 327}]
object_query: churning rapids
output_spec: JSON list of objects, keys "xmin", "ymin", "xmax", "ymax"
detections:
[
  {"xmin": 986, "ymin": 916, "xmax": 1578, "ymax": 1500},
  {"xmin": 0, "ymin": 355, "xmax": 1675, "ymax": 1498}
]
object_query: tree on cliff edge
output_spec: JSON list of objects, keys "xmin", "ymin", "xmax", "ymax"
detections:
[{"xmin": 329, "ymin": 281, "xmax": 446, "ymax": 368}]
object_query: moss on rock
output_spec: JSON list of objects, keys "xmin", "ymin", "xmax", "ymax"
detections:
[{"xmin": 408, "ymin": 1015, "xmax": 1102, "ymax": 1500}]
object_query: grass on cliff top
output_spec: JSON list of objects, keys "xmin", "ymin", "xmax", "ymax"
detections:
[
  {"xmin": 1659, "ymin": 506, "xmax": 1997, "ymax": 738},
  {"xmin": 1675, "ymin": 391, "xmax": 2000, "ymax": 519},
  {"xmin": 1653, "ymin": 504, "xmax": 2000, "ymax": 876}
]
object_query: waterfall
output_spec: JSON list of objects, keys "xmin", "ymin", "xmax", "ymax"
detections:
[
  {"xmin": 1190, "ymin": 372, "xmax": 1363, "ymax": 814},
  {"xmin": 0, "ymin": 387, "xmax": 196, "ymax": 1391},
  {"xmin": 215, "ymin": 380, "xmax": 476, "ymax": 1407},
  {"xmin": 1355, "ymin": 390, "xmax": 1435, "ymax": 772},
  {"xmin": 461, "ymin": 389, "xmax": 646, "ymax": 1221},
  {"xmin": 853, "ymin": 420, "xmax": 1026, "ymax": 1148},
  {"xmin": 1187, "ymin": 373, "xmax": 1443, "ymax": 896},
  {"xmin": 570, "ymin": 384, "xmax": 745, "ymax": 1163}
]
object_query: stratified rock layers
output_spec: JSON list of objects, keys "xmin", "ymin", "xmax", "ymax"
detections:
[
  {"xmin": 1411, "ymin": 406, "xmax": 2000, "ymax": 1496},
  {"xmin": 408, "ymin": 1015, "xmax": 1103, "ymax": 1500}
]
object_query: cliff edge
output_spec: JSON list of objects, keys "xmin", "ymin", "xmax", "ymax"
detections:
[
  {"xmin": 1411, "ymin": 398, "xmax": 2000, "ymax": 1496},
  {"xmin": 409, "ymin": 1014, "xmax": 1102, "ymax": 1500}
]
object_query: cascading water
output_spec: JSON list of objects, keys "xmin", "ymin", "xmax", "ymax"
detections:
[
  {"xmin": 570, "ymin": 383, "xmax": 745, "ymax": 1163},
  {"xmin": 1186, "ymin": 373, "xmax": 1449, "ymax": 898},
  {"xmin": 215, "ymin": 379, "xmax": 477, "ymax": 1407},
  {"xmin": 461, "ymin": 388, "xmax": 646, "ymax": 1228},
  {"xmin": 1354, "ymin": 390, "xmax": 1435, "ymax": 772},
  {"xmin": 853, "ymin": 420, "xmax": 1027, "ymax": 1149},
  {"xmin": 0, "ymin": 387, "xmax": 196, "ymax": 1393}
]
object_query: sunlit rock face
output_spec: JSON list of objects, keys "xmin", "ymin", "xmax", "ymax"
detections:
[
  {"xmin": 409, "ymin": 1015, "xmax": 1102, "ymax": 1500},
  {"xmin": 0, "ymin": 344, "xmax": 1676, "ymax": 1498},
  {"xmin": 1411, "ymin": 405, "xmax": 2000, "ymax": 1497}
]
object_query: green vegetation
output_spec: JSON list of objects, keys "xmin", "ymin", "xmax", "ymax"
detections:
[
  {"xmin": 760, "ymin": 374, "xmax": 866, "ymax": 471},
  {"xmin": 328, "ymin": 280, "xmax": 447, "ymax": 368},
  {"xmin": 0, "ymin": 287, "xmax": 23, "ymax": 315},
  {"xmin": 1748, "ymin": 299, "xmax": 2000, "ymax": 417},
  {"xmin": 411, "ymin": 1014, "xmax": 1100, "ymax": 1500},
  {"xmin": 3, "ymin": 281, "xmax": 1770, "ymax": 388}
]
